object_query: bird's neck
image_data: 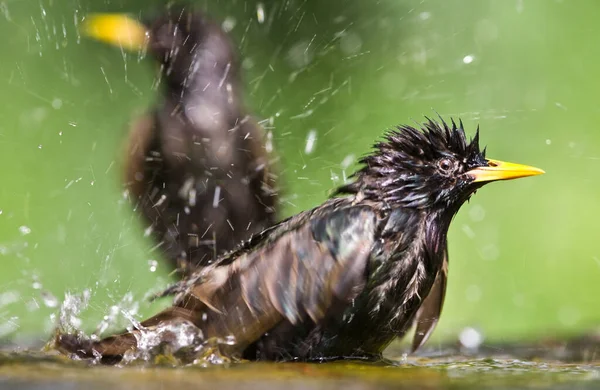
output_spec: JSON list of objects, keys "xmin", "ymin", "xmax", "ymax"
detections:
[
  {"xmin": 368, "ymin": 206, "xmax": 449, "ymax": 309},
  {"xmin": 423, "ymin": 209, "xmax": 454, "ymax": 260}
]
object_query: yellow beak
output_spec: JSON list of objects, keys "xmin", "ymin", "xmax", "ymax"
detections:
[
  {"xmin": 82, "ymin": 14, "xmax": 148, "ymax": 51},
  {"xmin": 467, "ymin": 159, "xmax": 545, "ymax": 183}
]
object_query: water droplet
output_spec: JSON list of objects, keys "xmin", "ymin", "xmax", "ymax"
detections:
[
  {"xmin": 19, "ymin": 226, "xmax": 31, "ymax": 235},
  {"xmin": 0, "ymin": 2, "xmax": 12, "ymax": 21},
  {"xmin": 148, "ymin": 259, "xmax": 158, "ymax": 273},
  {"xmin": 555, "ymin": 102, "xmax": 567, "ymax": 110},
  {"xmin": 463, "ymin": 55, "xmax": 475, "ymax": 64},
  {"xmin": 286, "ymin": 40, "xmax": 314, "ymax": 69},
  {"xmin": 212, "ymin": 186, "xmax": 221, "ymax": 208},
  {"xmin": 144, "ymin": 225, "xmax": 153, "ymax": 237},
  {"xmin": 256, "ymin": 3, "xmax": 265, "ymax": 24},
  {"xmin": 304, "ymin": 129, "xmax": 317, "ymax": 154},
  {"xmin": 51, "ymin": 98, "xmax": 62, "ymax": 109},
  {"xmin": 545, "ymin": 139, "xmax": 552, "ymax": 145},
  {"xmin": 462, "ymin": 224, "xmax": 476, "ymax": 239},
  {"xmin": 330, "ymin": 170, "xmax": 340, "ymax": 183},
  {"xmin": 241, "ymin": 57, "xmax": 254, "ymax": 70},
  {"xmin": 419, "ymin": 11, "xmax": 431, "ymax": 20},
  {"xmin": 265, "ymin": 131, "xmax": 274, "ymax": 153},
  {"xmin": 459, "ymin": 327, "xmax": 484, "ymax": 350},
  {"xmin": 480, "ymin": 244, "xmax": 499, "ymax": 261},
  {"xmin": 0, "ymin": 291, "xmax": 19, "ymax": 307},
  {"xmin": 221, "ymin": 16, "xmax": 236, "ymax": 32},
  {"xmin": 339, "ymin": 32, "xmax": 362, "ymax": 55},
  {"xmin": 341, "ymin": 154, "xmax": 355, "ymax": 170},
  {"xmin": 469, "ymin": 204, "xmax": 486, "ymax": 222},
  {"xmin": 41, "ymin": 290, "xmax": 58, "ymax": 308},
  {"xmin": 223, "ymin": 335, "xmax": 237, "ymax": 345}
]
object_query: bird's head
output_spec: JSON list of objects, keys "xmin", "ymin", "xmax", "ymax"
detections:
[
  {"xmin": 338, "ymin": 118, "xmax": 544, "ymax": 213},
  {"xmin": 81, "ymin": 7, "xmax": 237, "ymax": 88}
]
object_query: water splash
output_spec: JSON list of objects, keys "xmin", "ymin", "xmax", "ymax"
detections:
[
  {"xmin": 54, "ymin": 315, "xmax": 239, "ymax": 366},
  {"xmin": 57, "ymin": 290, "xmax": 91, "ymax": 333},
  {"xmin": 122, "ymin": 318, "xmax": 203, "ymax": 364},
  {"xmin": 92, "ymin": 292, "xmax": 138, "ymax": 337}
]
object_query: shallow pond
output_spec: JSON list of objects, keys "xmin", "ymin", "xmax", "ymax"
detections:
[{"xmin": 0, "ymin": 348, "xmax": 598, "ymax": 390}]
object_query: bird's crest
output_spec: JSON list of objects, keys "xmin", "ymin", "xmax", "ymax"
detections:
[{"xmin": 377, "ymin": 117, "xmax": 483, "ymax": 165}]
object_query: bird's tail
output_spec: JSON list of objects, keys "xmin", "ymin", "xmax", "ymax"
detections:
[
  {"xmin": 53, "ymin": 306, "xmax": 199, "ymax": 364},
  {"xmin": 54, "ymin": 331, "xmax": 138, "ymax": 364}
]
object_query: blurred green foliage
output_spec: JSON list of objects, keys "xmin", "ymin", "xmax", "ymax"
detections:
[{"xmin": 0, "ymin": 0, "xmax": 598, "ymax": 347}]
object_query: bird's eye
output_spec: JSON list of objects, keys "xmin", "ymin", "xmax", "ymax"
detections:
[{"xmin": 438, "ymin": 158, "xmax": 454, "ymax": 172}]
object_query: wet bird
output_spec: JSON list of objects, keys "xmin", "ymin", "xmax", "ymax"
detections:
[
  {"xmin": 57, "ymin": 118, "xmax": 543, "ymax": 363},
  {"xmin": 83, "ymin": 9, "xmax": 278, "ymax": 275}
]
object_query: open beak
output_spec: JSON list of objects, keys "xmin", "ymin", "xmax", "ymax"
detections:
[
  {"xmin": 82, "ymin": 14, "xmax": 148, "ymax": 51},
  {"xmin": 467, "ymin": 159, "xmax": 545, "ymax": 183}
]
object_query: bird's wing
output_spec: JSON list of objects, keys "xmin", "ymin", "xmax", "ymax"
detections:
[
  {"xmin": 411, "ymin": 243, "xmax": 448, "ymax": 352},
  {"xmin": 172, "ymin": 205, "xmax": 379, "ymax": 350},
  {"xmin": 57, "ymin": 204, "xmax": 378, "ymax": 361}
]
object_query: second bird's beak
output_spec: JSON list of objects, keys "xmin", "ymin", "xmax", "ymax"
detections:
[
  {"xmin": 82, "ymin": 14, "xmax": 148, "ymax": 51},
  {"xmin": 467, "ymin": 159, "xmax": 545, "ymax": 183}
]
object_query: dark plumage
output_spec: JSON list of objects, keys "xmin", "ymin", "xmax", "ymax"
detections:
[
  {"xmin": 56, "ymin": 118, "xmax": 543, "ymax": 363},
  {"xmin": 86, "ymin": 9, "xmax": 278, "ymax": 275}
]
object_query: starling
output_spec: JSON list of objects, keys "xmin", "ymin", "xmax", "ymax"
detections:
[
  {"xmin": 83, "ymin": 9, "xmax": 278, "ymax": 275},
  {"xmin": 57, "ymin": 118, "xmax": 543, "ymax": 363}
]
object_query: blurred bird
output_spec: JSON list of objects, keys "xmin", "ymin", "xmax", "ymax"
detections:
[
  {"xmin": 82, "ymin": 9, "xmax": 278, "ymax": 275},
  {"xmin": 57, "ymin": 118, "xmax": 543, "ymax": 363}
]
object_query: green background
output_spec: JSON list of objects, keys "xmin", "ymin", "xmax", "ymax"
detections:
[{"xmin": 0, "ymin": 0, "xmax": 597, "ymax": 348}]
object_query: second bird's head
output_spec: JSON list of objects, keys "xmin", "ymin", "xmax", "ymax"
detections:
[{"xmin": 82, "ymin": 7, "xmax": 237, "ymax": 86}]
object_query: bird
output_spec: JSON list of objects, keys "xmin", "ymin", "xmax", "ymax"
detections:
[
  {"xmin": 55, "ymin": 118, "xmax": 544, "ymax": 364},
  {"xmin": 82, "ymin": 9, "xmax": 279, "ymax": 275}
]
